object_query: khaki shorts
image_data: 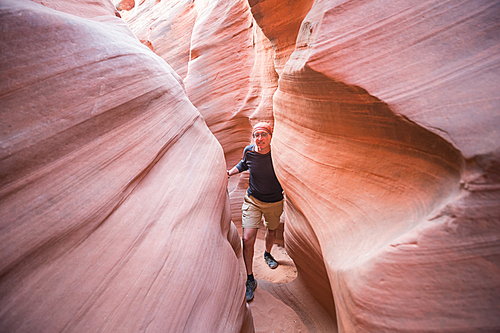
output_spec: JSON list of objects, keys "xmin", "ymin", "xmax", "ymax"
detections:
[{"xmin": 242, "ymin": 194, "xmax": 283, "ymax": 230}]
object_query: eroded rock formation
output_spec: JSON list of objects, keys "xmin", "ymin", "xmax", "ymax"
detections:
[
  {"xmin": 0, "ymin": 0, "xmax": 250, "ymax": 332},
  {"xmin": 270, "ymin": 1, "xmax": 500, "ymax": 332},
  {"xmin": 1, "ymin": 0, "xmax": 499, "ymax": 332}
]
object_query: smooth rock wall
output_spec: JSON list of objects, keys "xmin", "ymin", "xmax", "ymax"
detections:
[
  {"xmin": 119, "ymin": 0, "xmax": 261, "ymax": 229},
  {"xmin": 270, "ymin": 0, "xmax": 500, "ymax": 332},
  {"xmin": 0, "ymin": 1, "xmax": 251, "ymax": 332},
  {"xmin": 120, "ymin": 0, "xmax": 255, "ymax": 168},
  {"xmin": 2, "ymin": 0, "xmax": 499, "ymax": 332},
  {"xmin": 105, "ymin": 0, "xmax": 500, "ymax": 331}
]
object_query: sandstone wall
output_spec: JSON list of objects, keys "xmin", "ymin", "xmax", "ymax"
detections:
[
  {"xmin": 0, "ymin": 0, "xmax": 251, "ymax": 332},
  {"xmin": 270, "ymin": 0, "xmax": 500, "ymax": 332},
  {"xmin": 1, "ymin": 0, "xmax": 499, "ymax": 332},
  {"xmin": 121, "ymin": 0, "xmax": 500, "ymax": 331}
]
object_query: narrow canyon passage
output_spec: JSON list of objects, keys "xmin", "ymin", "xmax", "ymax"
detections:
[
  {"xmin": 1, "ymin": 0, "xmax": 498, "ymax": 332},
  {"xmin": 239, "ymin": 235, "xmax": 307, "ymax": 332}
]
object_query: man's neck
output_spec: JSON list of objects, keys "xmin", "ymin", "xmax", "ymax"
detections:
[{"xmin": 254, "ymin": 145, "xmax": 271, "ymax": 154}]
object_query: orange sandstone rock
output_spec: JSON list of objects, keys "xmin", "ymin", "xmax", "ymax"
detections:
[
  {"xmin": 270, "ymin": 1, "xmax": 500, "ymax": 332},
  {"xmin": 120, "ymin": 1, "xmax": 257, "ymax": 229},
  {"xmin": 121, "ymin": 0, "xmax": 197, "ymax": 79},
  {"xmin": 248, "ymin": 0, "xmax": 314, "ymax": 75},
  {"xmin": 32, "ymin": 0, "xmax": 119, "ymax": 18},
  {"xmin": 0, "ymin": 1, "xmax": 251, "ymax": 332},
  {"xmin": 117, "ymin": 1, "xmax": 500, "ymax": 332},
  {"xmin": 4, "ymin": 0, "xmax": 499, "ymax": 332}
]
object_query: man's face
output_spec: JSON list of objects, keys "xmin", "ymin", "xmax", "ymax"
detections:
[{"xmin": 253, "ymin": 130, "xmax": 271, "ymax": 151}]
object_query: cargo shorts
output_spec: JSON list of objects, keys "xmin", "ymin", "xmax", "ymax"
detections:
[{"xmin": 242, "ymin": 193, "xmax": 283, "ymax": 230}]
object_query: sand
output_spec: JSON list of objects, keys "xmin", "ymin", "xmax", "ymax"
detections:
[{"xmin": 237, "ymin": 228, "xmax": 308, "ymax": 333}]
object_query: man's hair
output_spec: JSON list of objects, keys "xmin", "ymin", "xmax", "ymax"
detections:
[{"xmin": 252, "ymin": 122, "xmax": 273, "ymax": 136}]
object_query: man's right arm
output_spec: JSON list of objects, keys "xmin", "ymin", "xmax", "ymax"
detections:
[
  {"xmin": 227, "ymin": 166, "xmax": 240, "ymax": 177},
  {"xmin": 228, "ymin": 146, "xmax": 250, "ymax": 177}
]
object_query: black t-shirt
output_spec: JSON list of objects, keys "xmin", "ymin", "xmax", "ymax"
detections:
[{"xmin": 236, "ymin": 144, "xmax": 283, "ymax": 203}]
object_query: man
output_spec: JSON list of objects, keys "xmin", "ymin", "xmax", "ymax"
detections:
[{"xmin": 227, "ymin": 122, "xmax": 284, "ymax": 302}]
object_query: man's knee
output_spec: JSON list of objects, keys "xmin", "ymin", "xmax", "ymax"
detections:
[
  {"xmin": 242, "ymin": 229, "xmax": 258, "ymax": 245},
  {"xmin": 242, "ymin": 235, "xmax": 252, "ymax": 246}
]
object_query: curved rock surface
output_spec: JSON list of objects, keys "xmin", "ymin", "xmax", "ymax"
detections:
[
  {"xmin": 120, "ymin": 1, "xmax": 500, "ymax": 331},
  {"xmin": 119, "ymin": 0, "xmax": 260, "ymax": 230},
  {"xmin": 0, "ymin": 1, "xmax": 250, "ymax": 332},
  {"xmin": 2, "ymin": 0, "xmax": 499, "ymax": 332},
  {"xmin": 269, "ymin": 0, "xmax": 500, "ymax": 332},
  {"xmin": 117, "ymin": 0, "xmax": 196, "ymax": 79},
  {"xmin": 119, "ymin": 0, "xmax": 255, "ymax": 168}
]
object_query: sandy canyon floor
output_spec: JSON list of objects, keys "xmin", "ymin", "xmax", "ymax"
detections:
[{"xmin": 237, "ymin": 228, "xmax": 308, "ymax": 333}]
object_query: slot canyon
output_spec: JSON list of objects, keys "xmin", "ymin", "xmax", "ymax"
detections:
[{"xmin": 1, "ymin": 0, "xmax": 499, "ymax": 332}]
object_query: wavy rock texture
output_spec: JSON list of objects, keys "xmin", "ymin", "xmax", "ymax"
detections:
[
  {"xmin": 31, "ymin": 0, "xmax": 119, "ymax": 18},
  {"xmin": 3, "ymin": 0, "xmax": 499, "ymax": 332},
  {"xmin": 118, "ymin": 0, "xmax": 261, "ymax": 230},
  {"xmin": 268, "ymin": 0, "xmax": 500, "ymax": 332},
  {"xmin": 183, "ymin": 0, "xmax": 254, "ymax": 168},
  {"xmin": 0, "ymin": 1, "xmax": 250, "ymax": 332},
  {"xmin": 119, "ymin": 0, "xmax": 255, "ymax": 167},
  {"xmin": 116, "ymin": 0, "xmax": 196, "ymax": 79},
  {"xmin": 119, "ymin": 2, "xmax": 500, "ymax": 332},
  {"xmin": 247, "ymin": 0, "xmax": 314, "ymax": 75}
]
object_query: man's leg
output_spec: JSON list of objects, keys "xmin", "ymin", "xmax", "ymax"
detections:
[
  {"xmin": 243, "ymin": 227, "xmax": 259, "ymax": 276},
  {"xmin": 265, "ymin": 227, "xmax": 276, "ymax": 253},
  {"xmin": 263, "ymin": 227, "xmax": 279, "ymax": 269},
  {"xmin": 262, "ymin": 199, "xmax": 283, "ymax": 269},
  {"xmin": 242, "ymin": 227, "xmax": 259, "ymax": 301}
]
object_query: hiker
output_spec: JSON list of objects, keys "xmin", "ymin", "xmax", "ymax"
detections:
[{"xmin": 227, "ymin": 122, "xmax": 284, "ymax": 302}]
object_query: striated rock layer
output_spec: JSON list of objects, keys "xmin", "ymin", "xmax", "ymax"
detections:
[
  {"xmin": 268, "ymin": 0, "xmax": 500, "ymax": 332},
  {"xmin": 115, "ymin": 0, "xmax": 500, "ymax": 331},
  {"xmin": 120, "ymin": 0, "xmax": 255, "ymax": 169},
  {"xmin": 0, "ymin": 1, "xmax": 251, "ymax": 332},
  {"xmin": 119, "ymin": 0, "xmax": 260, "ymax": 230},
  {"xmin": 3, "ymin": 0, "xmax": 499, "ymax": 332}
]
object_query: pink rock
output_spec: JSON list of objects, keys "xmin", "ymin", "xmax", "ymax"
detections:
[
  {"xmin": 183, "ymin": 0, "xmax": 255, "ymax": 167},
  {"xmin": 116, "ymin": 0, "xmax": 500, "ymax": 331},
  {"xmin": 121, "ymin": 1, "xmax": 257, "ymax": 228},
  {"xmin": 248, "ymin": 0, "xmax": 314, "ymax": 74},
  {"xmin": 31, "ymin": 0, "xmax": 119, "ymax": 18},
  {"xmin": 3, "ymin": 0, "xmax": 499, "ymax": 332},
  {"xmin": 270, "ymin": 0, "xmax": 500, "ymax": 332},
  {"xmin": 122, "ymin": 0, "xmax": 197, "ymax": 80},
  {"xmin": 0, "ymin": 1, "xmax": 250, "ymax": 332}
]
